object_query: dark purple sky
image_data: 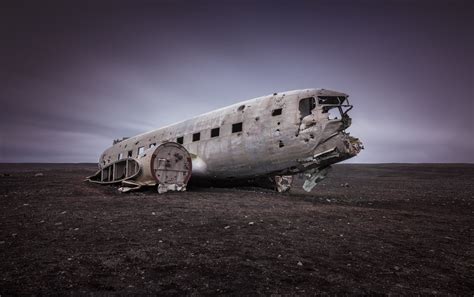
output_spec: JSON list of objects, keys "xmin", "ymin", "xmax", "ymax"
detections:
[{"xmin": 1, "ymin": 0, "xmax": 473, "ymax": 163}]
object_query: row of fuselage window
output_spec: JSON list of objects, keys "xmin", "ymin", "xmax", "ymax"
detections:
[
  {"xmin": 116, "ymin": 121, "xmax": 244, "ymax": 160},
  {"xmin": 114, "ymin": 107, "xmax": 284, "ymax": 161},
  {"xmin": 180, "ymin": 121, "xmax": 242, "ymax": 144}
]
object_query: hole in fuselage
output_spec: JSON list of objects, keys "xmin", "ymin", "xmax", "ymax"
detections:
[
  {"xmin": 272, "ymin": 108, "xmax": 282, "ymax": 116},
  {"xmin": 326, "ymin": 107, "xmax": 341, "ymax": 120}
]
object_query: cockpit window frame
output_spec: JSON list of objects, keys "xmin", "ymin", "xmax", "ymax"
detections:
[{"xmin": 298, "ymin": 97, "xmax": 316, "ymax": 119}]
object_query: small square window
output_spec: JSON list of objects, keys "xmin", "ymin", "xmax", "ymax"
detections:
[
  {"xmin": 232, "ymin": 122, "xmax": 243, "ymax": 133},
  {"xmin": 127, "ymin": 150, "xmax": 133, "ymax": 157},
  {"xmin": 193, "ymin": 132, "xmax": 200, "ymax": 142},
  {"xmin": 211, "ymin": 127, "xmax": 220, "ymax": 138},
  {"xmin": 272, "ymin": 108, "xmax": 282, "ymax": 116},
  {"xmin": 176, "ymin": 136, "xmax": 183, "ymax": 144},
  {"xmin": 118, "ymin": 153, "xmax": 123, "ymax": 160},
  {"xmin": 138, "ymin": 146, "xmax": 145, "ymax": 155}
]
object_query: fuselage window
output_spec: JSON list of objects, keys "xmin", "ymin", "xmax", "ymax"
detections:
[
  {"xmin": 118, "ymin": 153, "xmax": 123, "ymax": 160},
  {"xmin": 193, "ymin": 132, "xmax": 200, "ymax": 142},
  {"xmin": 211, "ymin": 127, "xmax": 220, "ymax": 138},
  {"xmin": 177, "ymin": 136, "xmax": 184, "ymax": 144},
  {"xmin": 149, "ymin": 143, "xmax": 156, "ymax": 148},
  {"xmin": 272, "ymin": 108, "xmax": 282, "ymax": 116},
  {"xmin": 127, "ymin": 150, "xmax": 133, "ymax": 157},
  {"xmin": 299, "ymin": 97, "xmax": 316, "ymax": 118},
  {"xmin": 137, "ymin": 146, "xmax": 145, "ymax": 155},
  {"xmin": 232, "ymin": 122, "xmax": 243, "ymax": 133}
]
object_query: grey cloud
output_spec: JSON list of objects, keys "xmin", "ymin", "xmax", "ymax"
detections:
[{"xmin": 1, "ymin": 0, "xmax": 472, "ymax": 163}]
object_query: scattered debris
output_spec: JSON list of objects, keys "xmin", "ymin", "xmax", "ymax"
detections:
[
  {"xmin": 297, "ymin": 261, "xmax": 303, "ymax": 266},
  {"xmin": 158, "ymin": 183, "xmax": 186, "ymax": 194},
  {"xmin": 303, "ymin": 167, "xmax": 331, "ymax": 192},
  {"xmin": 224, "ymin": 225, "xmax": 231, "ymax": 229},
  {"xmin": 248, "ymin": 222, "xmax": 255, "ymax": 225},
  {"xmin": 34, "ymin": 173, "xmax": 43, "ymax": 177},
  {"xmin": 275, "ymin": 175, "xmax": 293, "ymax": 193}
]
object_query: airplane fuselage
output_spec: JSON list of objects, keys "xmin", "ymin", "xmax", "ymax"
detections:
[{"xmin": 99, "ymin": 89, "xmax": 362, "ymax": 183}]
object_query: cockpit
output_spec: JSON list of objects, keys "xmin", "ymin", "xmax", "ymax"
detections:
[
  {"xmin": 298, "ymin": 95, "xmax": 353, "ymax": 131},
  {"xmin": 317, "ymin": 96, "xmax": 353, "ymax": 120}
]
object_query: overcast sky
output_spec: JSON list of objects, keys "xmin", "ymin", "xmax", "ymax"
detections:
[{"xmin": 1, "ymin": 0, "xmax": 473, "ymax": 163}]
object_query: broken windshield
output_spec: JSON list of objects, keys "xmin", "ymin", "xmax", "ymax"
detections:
[
  {"xmin": 317, "ymin": 96, "xmax": 346, "ymax": 105},
  {"xmin": 318, "ymin": 96, "xmax": 352, "ymax": 117}
]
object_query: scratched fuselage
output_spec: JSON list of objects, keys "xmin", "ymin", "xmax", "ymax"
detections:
[{"xmin": 99, "ymin": 89, "xmax": 362, "ymax": 181}]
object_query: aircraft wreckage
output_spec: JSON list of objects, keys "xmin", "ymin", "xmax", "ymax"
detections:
[{"xmin": 87, "ymin": 89, "xmax": 363, "ymax": 193}]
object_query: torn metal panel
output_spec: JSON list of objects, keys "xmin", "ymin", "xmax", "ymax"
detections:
[
  {"xmin": 274, "ymin": 175, "xmax": 293, "ymax": 192},
  {"xmin": 87, "ymin": 158, "xmax": 140, "ymax": 184},
  {"xmin": 302, "ymin": 166, "xmax": 331, "ymax": 192},
  {"xmin": 89, "ymin": 142, "xmax": 192, "ymax": 193}
]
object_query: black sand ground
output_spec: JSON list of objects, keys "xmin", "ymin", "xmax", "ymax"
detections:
[{"xmin": 0, "ymin": 164, "xmax": 473, "ymax": 295}]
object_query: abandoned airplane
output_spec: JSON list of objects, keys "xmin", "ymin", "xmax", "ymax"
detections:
[{"xmin": 87, "ymin": 88, "xmax": 363, "ymax": 193}]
